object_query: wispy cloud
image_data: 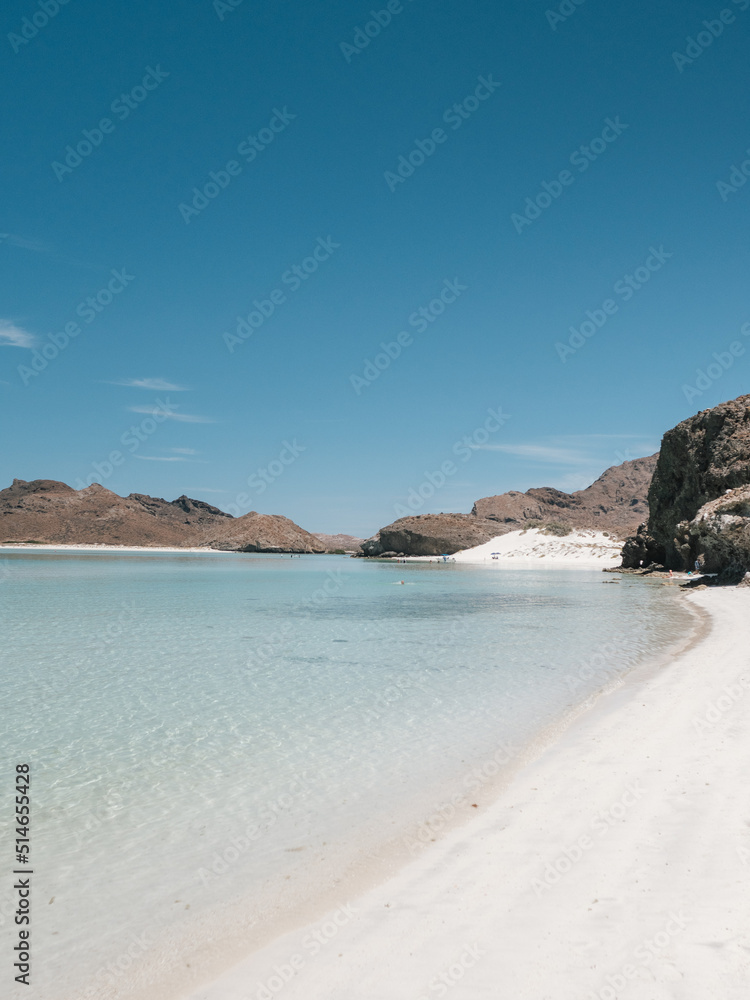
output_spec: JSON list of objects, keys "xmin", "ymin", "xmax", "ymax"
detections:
[
  {"xmin": 0, "ymin": 233, "xmax": 101, "ymax": 270},
  {"xmin": 107, "ymin": 377, "xmax": 190, "ymax": 391},
  {"xmin": 474, "ymin": 443, "xmax": 588, "ymax": 465},
  {"xmin": 170, "ymin": 447, "xmax": 198, "ymax": 455},
  {"xmin": 133, "ymin": 455, "xmax": 191, "ymax": 462},
  {"xmin": 473, "ymin": 434, "xmax": 658, "ymax": 466},
  {"xmin": 0, "ymin": 233, "xmax": 52, "ymax": 254},
  {"xmin": 0, "ymin": 320, "xmax": 35, "ymax": 348},
  {"xmin": 128, "ymin": 405, "xmax": 215, "ymax": 424}
]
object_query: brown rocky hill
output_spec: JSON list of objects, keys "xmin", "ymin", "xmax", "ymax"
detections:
[
  {"xmin": 313, "ymin": 533, "xmax": 364, "ymax": 553},
  {"xmin": 363, "ymin": 455, "xmax": 657, "ymax": 557},
  {"xmin": 621, "ymin": 394, "xmax": 750, "ymax": 572},
  {"xmin": 0, "ymin": 479, "xmax": 324, "ymax": 553},
  {"xmin": 472, "ymin": 455, "xmax": 657, "ymax": 534},
  {"xmin": 361, "ymin": 513, "xmax": 502, "ymax": 557},
  {"xmin": 204, "ymin": 513, "xmax": 324, "ymax": 553}
]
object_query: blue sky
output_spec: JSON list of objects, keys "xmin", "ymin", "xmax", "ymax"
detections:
[{"xmin": 2, "ymin": 0, "xmax": 749, "ymax": 536}]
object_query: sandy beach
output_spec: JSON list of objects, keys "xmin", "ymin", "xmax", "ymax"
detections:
[
  {"xmin": 448, "ymin": 528, "xmax": 624, "ymax": 569},
  {"xmin": 183, "ymin": 586, "xmax": 750, "ymax": 1000},
  {"xmin": 0, "ymin": 543, "xmax": 229, "ymax": 554}
]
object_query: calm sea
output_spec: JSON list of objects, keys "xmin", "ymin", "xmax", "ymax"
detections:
[{"xmin": 0, "ymin": 552, "xmax": 694, "ymax": 1000}]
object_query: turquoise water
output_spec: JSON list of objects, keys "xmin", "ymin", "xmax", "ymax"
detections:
[{"xmin": 0, "ymin": 552, "xmax": 694, "ymax": 1000}]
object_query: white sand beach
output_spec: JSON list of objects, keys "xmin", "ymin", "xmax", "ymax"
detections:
[
  {"xmin": 183, "ymin": 587, "xmax": 750, "ymax": 1000},
  {"xmin": 0, "ymin": 543, "xmax": 228, "ymax": 554},
  {"xmin": 449, "ymin": 528, "xmax": 624, "ymax": 568}
]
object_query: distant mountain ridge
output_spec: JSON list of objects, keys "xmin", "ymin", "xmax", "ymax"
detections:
[
  {"xmin": 0, "ymin": 479, "xmax": 325, "ymax": 552},
  {"xmin": 362, "ymin": 455, "xmax": 658, "ymax": 557}
]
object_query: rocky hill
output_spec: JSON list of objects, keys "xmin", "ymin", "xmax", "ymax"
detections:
[
  {"xmin": 621, "ymin": 394, "xmax": 750, "ymax": 574},
  {"xmin": 0, "ymin": 479, "xmax": 324, "ymax": 553},
  {"xmin": 313, "ymin": 533, "xmax": 364, "ymax": 553},
  {"xmin": 363, "ymin": 455, "xmax": 657, "ymax": 557}
]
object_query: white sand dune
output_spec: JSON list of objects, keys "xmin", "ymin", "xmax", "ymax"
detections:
[
  {"xmin": 450, "ymin": 527, "xmax": 623, "ymax": 568},
  {"xmin": 184, "ymin": 588, "xmax": 750, "ymax": 1000}
]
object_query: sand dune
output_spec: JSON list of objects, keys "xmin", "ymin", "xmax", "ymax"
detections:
[{"xmin": 450, "ymin": 527, "xmax": 623, "ymax": 568}]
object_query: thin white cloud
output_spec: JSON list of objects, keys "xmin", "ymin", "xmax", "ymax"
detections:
[
  {"xmin": 0, "ymin": 320, "xmax": 35, "ymax": 349},
  {"xmin": 107, "ymin": 378, "xmax": 190, "ymax": 391},
  {"xmin": 133, "ymin": 454, "xmax": 207, "ymax": 463},
  {"xmin": 128, "ymin": 405, "xmax": 215, "ymax": 424},
  {"xmin": 0, "ymin": 233, "xmax": 52, "ymax": 254},
  {"xmin": 474, "ymin": 443, "xmax": 589, "ymax": 465},
  {"xmin": 473, "ymin": 435, "xmax": 658, "ymax": 466}
]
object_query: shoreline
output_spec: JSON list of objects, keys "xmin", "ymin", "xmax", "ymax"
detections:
[
  {"xmin": 0, "ymin": 543, "xmax": 230, "ymax": 554},
  {"xmin": 176, "ymin": 586, "xmax": 749, "ymax": 1000}
]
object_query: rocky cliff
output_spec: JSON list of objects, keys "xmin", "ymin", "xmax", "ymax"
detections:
[
  {"xmin": 363, "ymin": 455, "xmax": 657, "ymax": 557},
  {"xmin": 621, "ymin": 394, "xmax": 750, "ymax": 571},
  {"xmin": 0, "ymin": 479, "xmax": 324, "ymax": 553}
]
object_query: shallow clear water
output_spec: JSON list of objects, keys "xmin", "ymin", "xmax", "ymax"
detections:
[{"xmin": 0, "ymin": 552, "xmax": 694, "ymax": 999}]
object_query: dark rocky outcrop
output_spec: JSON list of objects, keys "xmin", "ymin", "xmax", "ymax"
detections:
[
  {"xmin": 678, "ymin": 485, "xmax": 750, "ymax": 577},
  {"xmin": 0, "ymin": 479, "xmax": 323, "ymax": 553},
  {"xmin": 362, "ymin": 514, "xmax": 502, "ymax": 557},
  {"xmin": 363, "ymin": 455, "xmax": 657, "ymax": 557},
  {"xmin": 621, "ymin": 394, "xmax": 750, "ymax": 570}
]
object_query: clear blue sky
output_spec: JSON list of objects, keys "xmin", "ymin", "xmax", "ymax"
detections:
[{"xmin": 2, "ymin": 0, "xmax": 749, "ymax": 536}]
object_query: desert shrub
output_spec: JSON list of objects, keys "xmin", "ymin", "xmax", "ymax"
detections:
[{"xmin": 541, "ymin": 522, "xmax": 572, "ymax": 537}]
